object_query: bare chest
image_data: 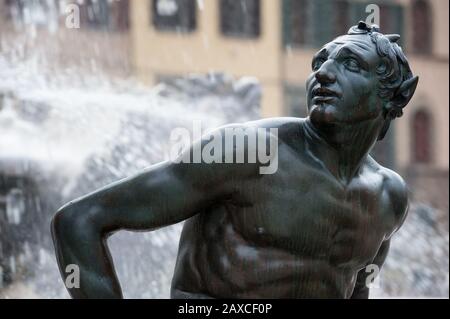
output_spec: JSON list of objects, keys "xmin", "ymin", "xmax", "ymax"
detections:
[{"xmin": 229, "ymin": 161, "xmax": 393, "ymax": 269}]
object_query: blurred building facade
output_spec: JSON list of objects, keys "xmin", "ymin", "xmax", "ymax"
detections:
[{"xmin": 130, "ymin": 0, "xmax": 449, "ymax": 213}]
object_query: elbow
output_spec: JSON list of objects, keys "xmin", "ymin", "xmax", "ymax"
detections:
[
  {"xmin": 51, "ymin": 204, "xmax": 78, "ymax": 245},
  {"xmin": 51, "ymin": 201, "xmax": 100, "ymax": 246}
]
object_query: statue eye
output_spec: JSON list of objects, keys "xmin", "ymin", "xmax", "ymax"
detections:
[
  {"xmin": 344, "ymin": 58, "xmax": 361, "ymax": 71},
  {"xmin": 312, "ymin": 58, "xmax": 326, "ymax": 71}
]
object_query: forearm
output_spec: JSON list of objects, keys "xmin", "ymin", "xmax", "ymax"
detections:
[{"xmin": 52, "ymin": 207, "xmax": 123, "ymax": 299}]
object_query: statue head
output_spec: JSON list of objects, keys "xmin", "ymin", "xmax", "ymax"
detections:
[{"xmin": 306, "ymin": 21, "xmax": 419, "ymax": 140}]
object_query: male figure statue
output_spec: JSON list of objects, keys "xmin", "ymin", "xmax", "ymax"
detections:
[{"xmin": 52, "ymin": 22, "xmax": 419, "ymax": 299}]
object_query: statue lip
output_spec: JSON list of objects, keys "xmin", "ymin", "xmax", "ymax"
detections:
[{"xmin": 312, "ymin": 87, "xmax": 341, "ymax": 99}]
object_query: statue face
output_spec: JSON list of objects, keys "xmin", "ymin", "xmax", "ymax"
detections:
[{"xmin": 306, "ymin": 34, "xmax": 385, "ymax": 128}]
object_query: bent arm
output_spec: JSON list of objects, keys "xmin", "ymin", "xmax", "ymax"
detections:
[
  {"xmin": 51, "ymin": 124, "xmax": 263, "ymax": 298},
  {"xmin": 51, "ymin": 161, "xmax": 222, "ymax": 298},
  {"xmin": 52, "ymin": 152, "xmax": 254, "ymax": 298}
]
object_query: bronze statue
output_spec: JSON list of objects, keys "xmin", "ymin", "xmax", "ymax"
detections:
[{"xmin": 51, "ymin": 22, "xmax": 419, "ymax": 299}]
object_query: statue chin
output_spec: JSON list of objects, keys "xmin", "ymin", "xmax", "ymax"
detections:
[{"xmin": 308, "ymin": 104, "xmax": 339, "ymax": 129}]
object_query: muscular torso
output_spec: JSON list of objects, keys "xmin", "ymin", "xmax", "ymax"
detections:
[{"xmin": 171, "ymin": 119, "xmax": 402, "ymax": 298}]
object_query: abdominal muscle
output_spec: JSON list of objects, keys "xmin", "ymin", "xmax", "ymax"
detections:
[{"xmin": 171, "ymin": 210, "xmax": 358, "ymax": 299}]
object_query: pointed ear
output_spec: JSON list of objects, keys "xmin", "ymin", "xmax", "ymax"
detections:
[
  {"xmin": 378, "ymin": 119, "xmax": 391, "ymax": 141},
  {"xmin": 390, "ymin": 76, "xmax": 419, "ymax": 110},
  {"xmin": 386, "ymin": 34, "xmax": 401, "ymax": 43}
]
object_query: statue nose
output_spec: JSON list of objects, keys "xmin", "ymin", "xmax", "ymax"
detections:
[{"xmin": 315, "ymin": 62, "xmax": 336, "ymax": 84}]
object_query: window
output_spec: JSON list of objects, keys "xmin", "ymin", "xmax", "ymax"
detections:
[
  {"xmin": 79, "ymin": 0, "xmax": 129, "ymax": 31},
  {"xmin": 80, "ymin": 0, "xmax": 110, "ymax": 30},
  {"xmin": 2, "ymin": 0, "xmax": 129, "ymax": 31},
  {"xmin": 412, "ymin": 110, "xmax": 432, "ymax": 163},
  {"xmin": 109, "ymin": 0, "xmax": 130, "ymax": 31},
  {"xmin": 3, "ymin": 0, "xmax": 59, "ymax": 26},
  {"xmin": 283, "ymin": 0, "xmax": 404, "ymax": 48},
  {"xmin": 284, "ymin": 0, "xmax": 349, "ymax": 48},
  {"xmin": 379, "ymin": 3, "xmax": 404, "ymax": 41},
  {"xmin": 412, "ymin": 0, "xmax": 432, "ymax": 54},
  {"xmin": 349, "ymin": 2, "xmax": 404, "ymax": 42},
  {"xmin": 284, "ymin": 0, "xmax": 309, "ymax": 46},
  {"xmin": 220, "ymin": 0, "xmax": 260, "ymax": 38},
  {"xmin": 152, "ymin": 0, "xmax": 196, "ymax": 32},
  {"xmin": 3, "ymin": 0, "xmax": 21, "ymax": 21},
  {"xmin": 334, "ymin": 0, "xmax": 350, "ymax": 37}
]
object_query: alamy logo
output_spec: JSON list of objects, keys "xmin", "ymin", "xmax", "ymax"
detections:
[
  {"xmin": 168, "ymin": 121, "xmax": 279, "ymax": 175},
  {"xmin": 65, "ymin": 4, "xmax": 80, "ymax": 29},
  {"xmin": 65, "ymin": 264, "xmax": 80, "ymax": 289},
  {"xmin": 365, "ymin": 264, "xmax": 382, "ymax": 289},
  {"xmin": 365, "ymin": 4, "xmax": 380, "ymax": 26}
]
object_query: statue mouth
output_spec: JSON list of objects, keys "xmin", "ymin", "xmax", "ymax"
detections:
[
  {"xmin": 312, "ymin": 87, "xmax": 341, "ymax": 99},
  {"xmin": 311, "ymin": 87, "xmax": 341, "ymax": 104}
]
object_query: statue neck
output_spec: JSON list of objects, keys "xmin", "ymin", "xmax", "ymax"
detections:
[{"xmin": 303, "ymin": 117, "xmax": 382, "ymax": 185}]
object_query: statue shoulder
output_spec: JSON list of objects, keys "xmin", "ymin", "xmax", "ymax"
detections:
[
  {"xmin": 245, "ymin": 117, "xmax": 304, "ymax": 131},
  {"xmin": 244, "ymin": 117, "xmax": 306, "ymax": 143},
  {"xmin": 382, "ymin": 167, "xmax": 408, "ymax": 211},
  {"xmin": 368, "ymin": 158, "xmax": 409, "ymax": 235}
]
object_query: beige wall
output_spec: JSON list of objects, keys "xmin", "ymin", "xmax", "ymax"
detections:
[
  {"xmin": 283, "ymin": 49, "xmax": 316, "ymax": 85},
  {"xmin": 396, "ymin": 0, "xmax": 449, "ymax": 171},
  {"xmin": 130, "ymin": 0, "xmax": 284, "ymax": 116},
  {"xmin": 430, "ymin": 0, "xmax": 449, "ymax": 58},
  {"xmin": 396, "ymin": 57, "xmax": 449, "ymax": 171}
]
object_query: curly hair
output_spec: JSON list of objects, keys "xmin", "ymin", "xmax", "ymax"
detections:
[{"xmin": 348, "ymin": 21, "xmax": 414, "ymax": 120}]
